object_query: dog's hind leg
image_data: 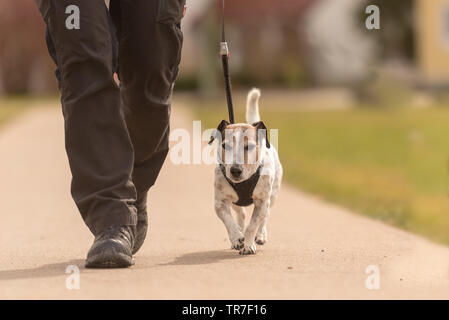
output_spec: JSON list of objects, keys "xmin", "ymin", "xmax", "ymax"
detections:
[
  {"xmin": 255, "ymin": 216, "xmax": 268, "ymax": 245},
  {"xmin": 232, "ymin": 204, "xmax": 246, "ymax": 232},
  {"xmin": 215, "ymin": 200, "xmax": 245, "ymax": 250}
]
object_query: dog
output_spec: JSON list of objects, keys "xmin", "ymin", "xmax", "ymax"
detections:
[{"xmin": 209, "ymin": 89, "xmax": 282, "ymax": 255}]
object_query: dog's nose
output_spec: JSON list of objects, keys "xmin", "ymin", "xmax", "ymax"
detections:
[{"xmin": 230, "ymin": 166, "xmax": 242, "ymax": 178}]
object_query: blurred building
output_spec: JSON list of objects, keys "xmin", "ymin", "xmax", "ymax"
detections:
[
  {"xmin": 415, "ymin": 0, "xmax": 449, "ymax": 85},
  {"xmin": 189, "ymin": 0, "xmax": 317, "ymax": 91},
  {"xmin": 3, "ymin": 0, "xmax": 449, "ymax": 96},
  {"xmin": 302, "ymin": 0, "xmax": 375, "ymax": 86},
  {"xmin": 186, "ymin": 0, "xmax": 379, "ymax": 90}
]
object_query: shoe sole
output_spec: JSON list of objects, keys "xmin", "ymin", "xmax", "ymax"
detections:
[{"xmin": 85, "ymin": 248, "xmax": 135, "ymax": 269}]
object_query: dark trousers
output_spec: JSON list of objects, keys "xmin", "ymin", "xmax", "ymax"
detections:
[{"xmin": 35, "ymin": 0, "xmax": 184, "ymax": 235}]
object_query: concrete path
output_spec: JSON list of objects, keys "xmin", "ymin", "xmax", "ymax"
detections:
[{"xmin": 0, "ymin": 102, "xmax": 448, "ymax": 299}]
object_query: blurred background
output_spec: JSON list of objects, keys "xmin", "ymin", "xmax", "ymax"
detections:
[{"xmin": 1, "ymin": 0, "xmax": 449, "ymax": 245}]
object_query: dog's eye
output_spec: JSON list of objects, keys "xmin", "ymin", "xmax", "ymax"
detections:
[
  {"xmin": 245, "ymin": 144, "xmax": 256, "ymax": 151},
  {"xmin": 222, "ymin": 143, "xmax": 232, "ymax": 151}
]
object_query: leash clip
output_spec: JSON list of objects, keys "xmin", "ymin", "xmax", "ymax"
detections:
[{"xmin": 220, "ymin": 42, "xmax": 229, "ymax": 57}]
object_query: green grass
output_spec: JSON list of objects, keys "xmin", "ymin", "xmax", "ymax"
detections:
[
  {"xmin": 0, "ymin": 100, "xmax": 26, "ymax": 128},
  {"xmin": 0, "ymin": 95, "xmax": 57, "ymax": 129},
  {"xmin": 192, "ymin": 95, "xmax": 449, "ymax": 245}
]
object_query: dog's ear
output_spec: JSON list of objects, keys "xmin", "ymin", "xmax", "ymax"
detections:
[
  {"xmin": 253, "ymin": 121, "xmax": 270, "ymax": 149},
  {"xmin": 208, "ymin": 120, "xmax": 230, "ymax": 145}
]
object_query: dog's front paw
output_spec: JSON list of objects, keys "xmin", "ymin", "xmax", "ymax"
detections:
[
  {"xmin": 239, "ymin": 243, "xmax": 256, "ymax": 255},
  {"xmin": 230, "ymin": 236, "xmax": 244, "ymax": 250}
]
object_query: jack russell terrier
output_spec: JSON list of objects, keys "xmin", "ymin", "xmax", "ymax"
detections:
[{"xmin": 209, "ymin": 89, "xmax": 283, "ymax": 255}]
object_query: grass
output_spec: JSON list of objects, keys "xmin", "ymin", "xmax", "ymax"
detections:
[
  {"xmin": 191, "ymin": 94, "xmax": 449, "ymax": 245},
  {"xmin": 0, "ymin": 100, "xmax": 26, "ymax": 128},
  {"xmin": 0, "ymin": 95, "xmax": 57, "ymax": 129}
]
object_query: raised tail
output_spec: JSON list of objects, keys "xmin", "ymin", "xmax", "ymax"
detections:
[{"xmin": 246, "ymin": 88, "xmax": 261, "ymax": 124}]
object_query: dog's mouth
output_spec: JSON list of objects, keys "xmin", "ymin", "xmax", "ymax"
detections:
[{"xmin": 229, "ymin": 176, "xmax": 244, "ymax": 182}]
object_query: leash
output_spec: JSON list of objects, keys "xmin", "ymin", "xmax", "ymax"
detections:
[{"xmin": 220, "ymin": 0, "xmax": 235, "ymax": 124}]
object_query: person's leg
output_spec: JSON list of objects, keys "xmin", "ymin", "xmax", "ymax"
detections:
[
  {"xmin": 35, "ymin": 0, "xmax": 137, "ymax": 236},
  {"xmin": 112, "ymin": 0, "xmax": 184, "ymax": 194},
  {"xmin": 110, "ymin": 0, "xmax": 185, "ymax": 252}
]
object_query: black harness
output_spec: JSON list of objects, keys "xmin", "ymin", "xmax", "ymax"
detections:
[{"xmin": 220, "ymin": 164, "xmax": 263, "ymax": 207}]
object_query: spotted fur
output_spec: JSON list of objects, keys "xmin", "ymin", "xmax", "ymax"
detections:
[{"xmin": 213, "ymin": 89, "xmax": 283, "ymax": 255}]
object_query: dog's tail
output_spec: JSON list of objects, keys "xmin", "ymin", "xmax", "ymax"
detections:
[{"xmin": 246, "ymin": 88, "xmax": 261, "ymax": 124}]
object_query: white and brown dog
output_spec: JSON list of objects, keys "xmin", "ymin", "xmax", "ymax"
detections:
[{"xmin": 209, "ymin": 89, "xmax": 282, "ymax": 255}]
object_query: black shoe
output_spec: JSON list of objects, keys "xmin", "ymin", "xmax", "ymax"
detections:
[
  {"xmin": 133, "ymin": 192, "xmax": 148, "ymax": 254},
  {"xmin": 85, "ymin": 225, "xmax": 135, "ymax": 268}
]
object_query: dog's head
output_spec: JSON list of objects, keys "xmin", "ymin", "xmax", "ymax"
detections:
[{"xmin": 209, "ymin": 120, "xmax": 270, "ymax": 182}]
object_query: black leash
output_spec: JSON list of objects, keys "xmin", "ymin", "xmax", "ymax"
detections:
[{"xmin": 220, "ymin": 0, "xmax": 235, "ymax": 124}]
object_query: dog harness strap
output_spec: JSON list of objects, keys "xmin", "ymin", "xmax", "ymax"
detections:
[{"xmin": 220, "ymin": 165, "xmax": 263, "ymax": 207}]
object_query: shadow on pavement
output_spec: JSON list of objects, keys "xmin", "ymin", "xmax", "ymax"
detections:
[
  {"xmin": 0, "ymin": 259, "xmax": 85, "ymax": 281},
  {"xmin": 160, "ymin": 250, "xmax": 245, "ymax": 266}
]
